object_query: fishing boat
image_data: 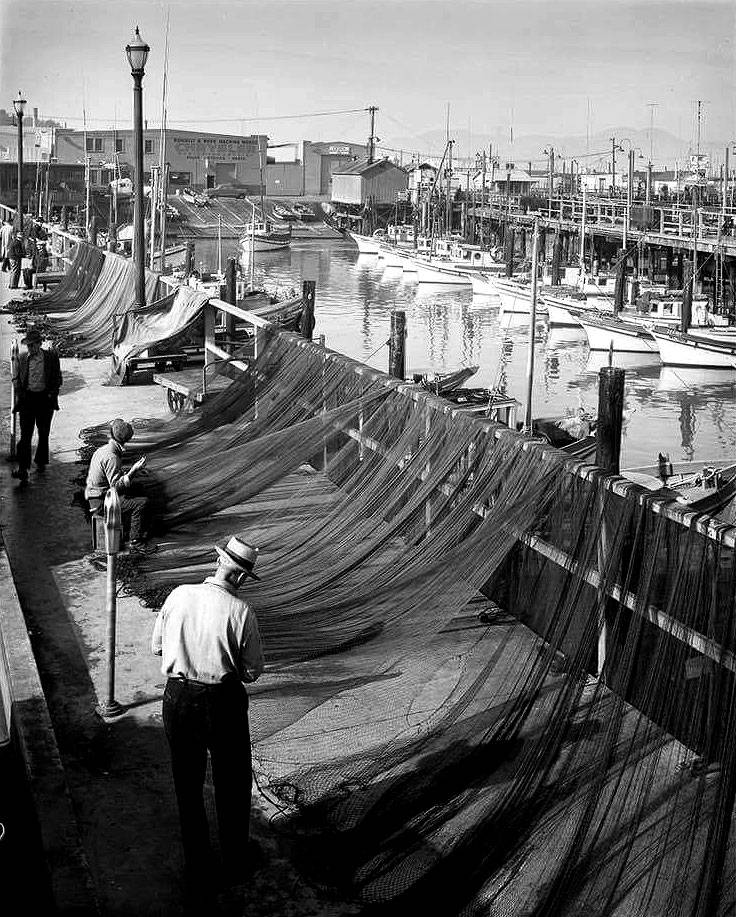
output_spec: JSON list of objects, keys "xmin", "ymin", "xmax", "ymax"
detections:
[
  {"xmin": 578, "ymin": 315, "xmax": 659, "ymax": 353},
  {"xmin": 272, "ymin": 203, "xmax": 298, "ymax": 221},
  {"xmin": 346, "ymin": 230, "xmax": 383, "ymax": 255},
  {"xmin": 649, "ymin": 328, "xmax": 736, "ymax": 368},
  {"xmin": 495, "ymin": 279, "xmax": 548, "ymax": 315},
  {"xmin": 622, "ymin": 460, "xmax": 736, "ymax": 521},
  {"xmin": 238, "ymin": 219, "xmax": 291, "ymax": 253},
  {"xmin": 413, "ymin": 258, "xmax": 473, "ymax": 286}
]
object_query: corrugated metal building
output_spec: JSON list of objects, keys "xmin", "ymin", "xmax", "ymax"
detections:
[{"xmin": 331, "ymin": 158, "xmax": 408, "ymax": 206}]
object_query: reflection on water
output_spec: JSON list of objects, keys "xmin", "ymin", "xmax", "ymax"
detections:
[{"xmin": 193, "ymin": 238, "xmax": 736, "ymax": 467}]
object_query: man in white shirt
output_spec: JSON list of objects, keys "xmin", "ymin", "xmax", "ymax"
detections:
[{"xmin": 152, "ymin": 535, "xmax": 265, "ymax": 907}]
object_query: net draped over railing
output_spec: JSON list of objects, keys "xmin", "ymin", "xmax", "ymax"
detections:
[
  {"xmin": 78, "ymin": 328, "xmax": 736, "ymax": 917},
  {"xmin": 4, "ymin": 241, "xmax": 106, "ymax": 315},
  {"xmin": 11, "ymin": 250, "xmax": 159, "ymax": 357}
]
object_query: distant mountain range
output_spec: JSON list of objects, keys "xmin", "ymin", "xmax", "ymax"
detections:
[{"xmin": 381, "ymin": 126, "xmax": 729, "ymax": 170}]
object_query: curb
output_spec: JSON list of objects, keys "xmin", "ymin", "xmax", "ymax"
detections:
[{"xmin": 0, "ymin": 544, "xmax": 99, "ymax": 914}]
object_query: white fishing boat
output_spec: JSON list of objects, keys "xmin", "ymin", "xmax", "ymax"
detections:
[
  {"xmin": 238, "ymin": 219, "xmax": 291, "ymax": 253},
  {"xmin": 414, "ymin": 257, "xmax": 473, "ymax": 286},
  {"xmin": 649, "ymin": 328, "xmax": 736, "ymax": 368},
  {"xmin": 346, "ymin": 230, "xmax": 382, "ymax": 255},
  {"xmin": 377, "ymin": 244, "xmax": 405, "ymax": 268},
  {"xmin": 469, "ymin": 271, "xmax": 503, "ymax": 296},
  {"xmin": 579, "ymin": 315, "xmax": 659, "ymax": 353},
  {"xmin": 496, "ymin": 279, "xmax": 548, "ymax": 315}
]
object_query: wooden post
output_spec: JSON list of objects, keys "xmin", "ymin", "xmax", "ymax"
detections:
[
  {"xmin": 185, "ymin": 240, "xmax": 195, "ymax": 276},
  {"xmin": 681, "ymin": 258, "xmax": 693, "ymax": 332},
  {"xmin": 504, "ymin": 225, "xmax": 515, "ymax": 278},
  {"xmin": 202, "ymin": 301, "xmax": 216, "ymax": 395},
  {"xmin": 613, "ymin": 251, "xmax": 626, "ymax": 318},
  {"xmin": 596, "ymin": 367, "xmax": 625, "ymax": 476},
  {"xmin": 595, "ymin": 365, "xmax": 625, "ymax": 678},
  {"xmin": 665, "ymin": 247, "xmax": 674, "ymax": 288},
  {"xmin": 224, "ymin": 257, "xmax": 237, "ymax": 340},
  {"xmin": 551, "ymin": 230, "xmax": 562, "ymax": 285},
  {"xmin": 524, "ymin": 220, "xmax": 540, "ymax": 431},
  {"xmin": 320, "ymin": 334, "xmax": 328, "ymax": 470},
  {"xmin": 300, "ymin": 280, "xmax": 316, "ymax": 341},
  {"xmin": 388, "ymin": 310, "xmax": 406, "ymax": 379}
]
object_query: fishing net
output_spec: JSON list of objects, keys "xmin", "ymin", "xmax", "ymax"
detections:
[
  {"xmin": 3, "ymin": 242, "xmax": 105, "ymax": 315},
  {"xmin": 76, "ymin": 327, "xmax": 736, "ymax": 916}
]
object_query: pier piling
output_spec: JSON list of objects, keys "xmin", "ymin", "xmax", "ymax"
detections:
[
  {"xmin": 225, "ymin": 257, "xmax": 237, "ymax": 338},
  {"xmin": 595, "ymin": 366, "xmax": 625, "ymax": 476},
  {"xmin": 389, "ymin": 310, "xmax": 407, "ymax": 379},
  {"xmin": 300, "ymin": 280, "xmax": 317, "ymax": 341},
  {"xmin": 504, "ymin": 226, "xmax": 515, "ymax": 278}
]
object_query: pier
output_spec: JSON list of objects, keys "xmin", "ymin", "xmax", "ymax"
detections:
[{"xmin": 2, "ymin": 214, "xmax": 736, "ymax": 914}]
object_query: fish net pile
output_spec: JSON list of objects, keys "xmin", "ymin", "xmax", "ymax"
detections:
[
  {"xmin": 78, "ymin": 328, "xmax": 736, "ymax": 916},
  {"xmin": 4, "ymin": 241, "xmax": 105, "ymax": 315},
  {"xmin": 11, "ymin": 250, "xmax": 159, "ymax": 357}
]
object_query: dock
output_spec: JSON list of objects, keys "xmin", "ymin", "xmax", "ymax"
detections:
[{"xmin": 2, "ymin": 218, "xmax": 736, "ymax": 917}]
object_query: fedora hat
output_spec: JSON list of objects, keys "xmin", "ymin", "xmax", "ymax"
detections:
[
  {"xmin": 21, "ymin": 327, "xmax": 42, "ymax": 345},
  {"xmin": 215, "ymin": 536, "xmax": 260, "ymax": 580}
]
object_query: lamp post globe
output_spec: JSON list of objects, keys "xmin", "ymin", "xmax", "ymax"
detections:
[
  {"xmin": 13, "ymin": 91, "xmax": 27, "ymax": 232},
  {"xmin": 126, "ymin": 26, "xmax": 150, "ymax": 309}
]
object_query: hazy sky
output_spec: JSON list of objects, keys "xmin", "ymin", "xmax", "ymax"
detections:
[{"xmin": 1, "ymin": 0, "xmax": 733, "ymax": 162}]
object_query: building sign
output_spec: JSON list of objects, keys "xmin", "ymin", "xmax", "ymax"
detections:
[
  {"xmin": 328, "ymin": 145, "xmax": 351, "ymax": 155},
  {"xmin": 170, "ymin": 134, "xmax": 260, "ymax": 163}
]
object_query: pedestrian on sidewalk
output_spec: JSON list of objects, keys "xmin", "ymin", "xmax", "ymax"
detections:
[
  {"xmin": 12, "ymin": 326, "xmax": 63, "ymax": 485},
  {"xmin": 8, "ymin": 232, "xmax": 25, "ymax": 289},
  {"xmin": 84, "ymin": 419, "xmax": 149, "ymax": 548},
  {"xmin": 152, "ymin": 535, "xmax": 265, "ymax": 908},
  {"xmin": 0, "ymin": 217, "xmax": 13, "ymax": 271},
  {"xmin": 22, "ymin": 235, "xmax": 37, "ymax": 289}
]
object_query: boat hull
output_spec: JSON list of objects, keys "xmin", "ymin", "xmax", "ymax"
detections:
[
  {"xmin": 580, "ymin": 319, "xmax": 658, "ymax": 353},
  {"xmin": 347, "ymin": 231, "xmax": 382, "ymax": 255},
  {"xmin": 415, "ymin": 261, "xmax": 472, "ymax": 286},
  {"xmin": 650, "ymin": 330, "xmax": 736, "ymax": 368},
  {"xmin": 545, "ymin": 301, "xmax": 582, "ymax": 327}
]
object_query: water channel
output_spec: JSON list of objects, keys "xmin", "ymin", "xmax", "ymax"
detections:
[{"xmin": 194, "ymin": 236, "xmax": 736, "ymax": 470}]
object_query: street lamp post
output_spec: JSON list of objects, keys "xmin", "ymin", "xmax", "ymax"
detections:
[
  {"xmin": 125, "ymin": 26, "xmax": 150, "ymax": 309},
  {"xmin": 13, "ymin": 91, "xmax": 26, "ymax": 232}
]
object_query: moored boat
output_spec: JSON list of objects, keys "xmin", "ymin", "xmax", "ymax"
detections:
[
  {"xmin": 238, "ymin": 219, "xmax": 292, "ymax": 254},
  {"xmin": 649, "ymin": 328, "xmax": 736, "ymax": 368},
  {"xmin": 346, "ymin": 230, "xmax": 383, "ymax": 255},
  {"xmin": 579, "ymin": 315, "xmax": 659, "ymax": 353}
]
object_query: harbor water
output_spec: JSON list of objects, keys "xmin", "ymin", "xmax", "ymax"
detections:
[{"xmin": 194, "ymin": 237, "xmax": 736, "ymax": 470}]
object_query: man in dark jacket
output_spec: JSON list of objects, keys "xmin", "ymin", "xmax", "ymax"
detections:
[
  {"xmin": 12, "ymin": 326, "xmax": 63, "ymax": 485},
  {"xmin": 8, "ymin": 232, "xmax": 25, "ymax": 289}
]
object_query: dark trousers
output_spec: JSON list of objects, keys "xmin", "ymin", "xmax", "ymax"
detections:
[
  {"xmin": 8, "ymin": 258, "xmax": 21, "ymax": 288},
  {"xmin": 163, "ymin": 677, "xmax": 252, "ymax": 883},
  {"xmin": 17, "ymin": 391, "xmax": 54, "ymax": 471},
  {"xmin": 88, "ymin": 494, "xmax": 148, "ymax": 542},
  {"xmin": 22, "ymin": 267, "xmax": 34, "ymax": 289}
]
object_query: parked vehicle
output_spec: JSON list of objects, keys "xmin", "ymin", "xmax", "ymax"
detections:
[
  {"xmin": 293, "ymin": 201, "xmax": 316, "ymax": 220},
  {"xmin": 204, "ymin": 184, "xmax": 247, "ymax": 200}
]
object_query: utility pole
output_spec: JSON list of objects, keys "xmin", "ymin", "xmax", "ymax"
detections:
[
  {"xmin": 610, "ymin": 136, "xmax": 622, "ymax": 196},
  {"xmin": 367, "ymin": 105, "xmax": 378, "ymax": 164},
  {"xmin": 545, "ymin": 146, "xmax": 555, "ymax": 217}
]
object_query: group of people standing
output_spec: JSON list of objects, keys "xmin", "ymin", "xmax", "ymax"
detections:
[{"xmin": 1, "ymin": 217, "xmax": 49, "ymax": 290}]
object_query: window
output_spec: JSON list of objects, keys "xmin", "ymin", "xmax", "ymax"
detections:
[
  {"xmin": 115, "ymin": 138, "xmax": 125, "ymax": 153},
  {"xmin": 85, "ymin": 137, "xmax": 103, "ymax": 153},
  {"xmin": 144, "ymin": 139, "xmax": 154, "ymax": 154}
]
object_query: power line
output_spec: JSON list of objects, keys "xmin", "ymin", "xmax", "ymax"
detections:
[{"xmin": 42, "ymin": 106, "xmax": 369, "ymax": 126}]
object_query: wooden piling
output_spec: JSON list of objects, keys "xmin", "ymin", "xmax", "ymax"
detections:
[
  {"xmin": 595, "ymin": 366, "xmax": 625, "ymax": 476},
  {"xmin": 300, "ymin": 280, "xmax": 317, "ymax": 341},
  {"xmin": 595, "ymin": 365, "xmax": 625, "ymax": 678},
  {"xmin": 388, "ymin": 310, "xmax": 407, "ymax": 379},
  {"xmin": 551, "ymin": 230, "xmax": 562, "ymax": 285},
  {"xmin": 225, "ymin": 257, "xmax": 237, "ymax": 339},
  {"xmin": 613, "ymin": 251, "xmax": 626, "ymax": 318},
  {"xmin": 186, "ymin": 240, "xmax": 195, "ymax": 276},
  {"xmin": 681, "ymin": 258, "xmax": 693, "ymax": 332},
  {"xmin": 504, "ymin": 226, "xmax": 515, "ymax": 278}
]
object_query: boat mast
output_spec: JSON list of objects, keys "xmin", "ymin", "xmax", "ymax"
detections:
[{"xmin": 217, "ymin": 214, "xmax": 222, "ymax": 275}]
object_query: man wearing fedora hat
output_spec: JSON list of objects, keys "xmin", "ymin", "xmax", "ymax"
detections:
[
  {"xmin": 12, "ymin": 326, "xmax": 63, "ymax": 485},
  {"xmin": 152, "ymin": 535, "xmax": 265, "ymax": 905}
]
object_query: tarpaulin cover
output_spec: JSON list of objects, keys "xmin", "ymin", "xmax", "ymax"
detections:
[{"xmin": 111, "ymin": 286, "xmax": 211, "ymax": 376}]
